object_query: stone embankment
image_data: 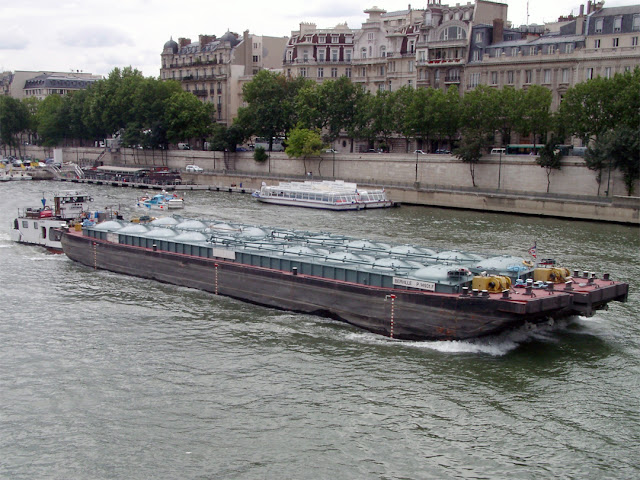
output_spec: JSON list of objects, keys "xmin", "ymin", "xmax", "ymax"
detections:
[{"xmin": 23, "ymin": 146, "xmax": 640, "ymax": 225}]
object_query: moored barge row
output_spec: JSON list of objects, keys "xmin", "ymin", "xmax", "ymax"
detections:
[{"xmin": 61, "ymin": 216, "xmax": 629, "ymax": 341}]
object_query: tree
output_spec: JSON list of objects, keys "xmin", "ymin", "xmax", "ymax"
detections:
[
  {"xmin": 163, "ymin": 91, "xmax": 214, "ymax": 145},
  {"xmin": 35, "ymin": 95, "xmax": 67, "ymax": 147},
  {"xmin": 521, "ymin": 85, "xmax": 552, "ymax": 146},
  {"xmin": 0, "ymin": 96, "xmax": 29, "ymax": 155},
  {"xmin": 536, "ymin": 136, "xmax": 564, "ymax": 193},
  {"xmin": 433, "ymin": 86, "xmax": 461, "ymax": 149},
  {"xmin": 453, "ymin": 133, "xmax": 484, "ymax": 187},
  {"xmin": 285, "ymin": 126, "xmax": 325, "ymax": 174},
  {"xmin": 239, "ymin": 70, "xmax": 311, "ymax": 150},
  {"xmin": 587, "ymin": 126, "xmax": 640, "ymax": 196}
]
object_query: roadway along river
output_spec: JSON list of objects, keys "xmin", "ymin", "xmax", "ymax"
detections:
[{"xmin": 1, "ymin": 180, "xmax": 638, "ymax": 479}]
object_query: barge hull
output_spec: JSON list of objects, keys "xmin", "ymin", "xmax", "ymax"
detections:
[{"xmin": 62, "ymin": 231, "xmax": 575, "ymax": 341}]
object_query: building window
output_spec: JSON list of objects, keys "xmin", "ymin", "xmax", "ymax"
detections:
[
  {"xmin": 633, "ymin": 15, "xmax": 640, "ymax": 31},
  {"xmin": 565, "ymin": 43, "xmax": 574, "ymax": 53},
  {"xmin": 561, "ymin": 68, "xmax": 569, "ymax": 83},
  {"xmin": 318, "ymin": 50, "xmax": 325, "ymax": 62},
  {"xmin": 252, "ymin": 55, "xmax": 259, "ymax": 62},
  {"xmin": 331, "ymin": 67, "xmax": 338, "ymax": 77},
  {"xmin": 594, "ymin": 39, "xmax": 600, "ymax": 49},
  {"xmin": 547, "ymin": 45, "xmax": 555, "ymax": 54},
  {"xmin": 507, "ymin": 71, "xmax": 514, "ymax": 84},
  {"xmin": 633, "ymin": 37, "xmax": 639, "ymax": 46},
  {"xmin": 299, "ymin": 67, "xmax": 307, "ymax": 77},
  {"xmin": 378, "ymin": 83, "xmax": 385, "ymax": 92},
  {"xmin": 511, "ymin": 47, "xmax": 518, "ymax": 56},
  {"xmin": 317, "ymin": 67, "xmax": 324, "ymax": 78},
  {"xmin": 379, "ymin": 66, "xmax": 385, "ymax": 76},
  {"xmin": 380, "ymin": 46, "xmax": 387, "ymax": 57},
  {"xmin": 613, "ymin": 38, "xmax": 619, "ymax": 47},
  {"xmin": 331, "ymin": 49, "xmax": 339, "ymax": 61},
  {"xmin": 408, "ymin": 61, "xmax": 414, "ymax": 73},
  {"xmin": 345, "ymin": 67, "xmax": 351, "ymax": 78},
  {"xmin": 543, "ymin": 69, "xmax": 551, "ymax": 84},
  {"xmin": 525, "ymin": 70, "xmax": 532, "ymax": 84},
  {"xmin": 345, "ymin": 49, "xmax": 352, "ymax": 61},
  {"xmin": 595, "ymin": 18, "xmax": 603, "ymax": 33},
  {"xmin": 361, "ymin": 48, "xmax": 367, "ymax": 59},
  {"xmin": 473, "ymin": 50, "xmax": 481, "ymax": 61},
  {"xmin": 586, "ymin": 68, "xmax": 593, "ymax": 80},
  {"xmin": 408, "ymin": 79, "xmax": 413, "ymax": 88},
  {"xmin": 469, "ymin": 73, "xmax": 480, "ymax": 88},
  {"xmin": 490, "ymin": 71, "xmax": 498, "ymax": 85},
  {"xmin": 604, "ymin": 67, "xmax": 612, "ymax": 79},
  {"xmin": 475, "ymin": 32, "xmax": 483, "ymax": 42},
  {"xmin": 529, "ymin": 46, "xmax": 537, "ymax": 55},
  {"xmin": 303, "ymin": 51, "xmax": 309, "ymax": 62},
  {"xmin": 368, "ymin": 33, "xmax": 374, "ymax": 40},
  {"xmin": 614, "ymin": 16, "xmax": 622, "ymax": 32},
  {"xmin": 318, "ymin": 35, "xmax": 326, "ymax": 43}
]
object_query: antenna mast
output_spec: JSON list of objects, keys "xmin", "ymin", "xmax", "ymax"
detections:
[{"xmin": 526, "ymin": 0, "xmax": 530, "ymax": 25}]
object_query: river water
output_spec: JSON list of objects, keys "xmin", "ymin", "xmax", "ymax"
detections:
[{"xmin": 1, "ymin": 180, "xmax": 638, "ymax": 480}]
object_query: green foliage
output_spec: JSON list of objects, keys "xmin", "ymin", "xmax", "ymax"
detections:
[
  {"xmin": 453, "ymin": 133, "xmax": 485, "ymax": 187},
  {"xmin": 285, "ymin": 127, "xmax": 324, "ymax": 159},
  {"xmin": 587, "ymin": 126, "xmax": 640, "ymax": 196},
  {"xmin": 238, "ymin": 70, "xmax": 311, "ymax": 149},
  {"xmin": 536, "ymin": 136, "xmax": 564, "ymax": 193},
  {"xmin": 253, "ymin": 146, "xmax": 268, "ymax": 163},
  {"xmin": 0, "ymin": 96, "xmax": 29, "ymax": 150},
  {"xmin": 163, "ymin": 91, "xmax": 214, "ymax": 144}
]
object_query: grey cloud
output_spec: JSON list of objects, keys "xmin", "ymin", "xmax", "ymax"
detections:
[{"xmin": 58, "ymin": 25, "xmax": 134, "ymax": 48}]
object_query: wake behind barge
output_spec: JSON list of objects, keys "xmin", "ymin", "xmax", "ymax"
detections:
[{"xmin": 61, "ymin": 217, "xmax": 628, "ymax": 341}]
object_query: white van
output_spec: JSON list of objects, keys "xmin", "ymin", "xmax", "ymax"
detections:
[
  {"xmin": 178, "ymin": 143, "xmax": 191, "ymax": 150},
  {"xmin": 185, "ymin": 164, "xmax": 203, "ymax": 172},
  {"xmin": 490, "ymin": 148, "xmax": 506, "ymax": 155}
]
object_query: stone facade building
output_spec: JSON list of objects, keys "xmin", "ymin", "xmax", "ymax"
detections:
[
  {"xmin": 1, "ymin": 71, "xmax": 100, "ymax": 100},
  {"xmin": 160, "ymin": 31, "xmax": 288, "ymax": 125}
]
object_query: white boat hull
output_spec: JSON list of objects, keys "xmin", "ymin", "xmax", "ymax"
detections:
[
  {"xmin": 255, "ymin": 196, "xmax": 393, "ymax": 210},
  {"xmin": 11, "ymin": 217, "xmax": 67, "ymax": 251}
]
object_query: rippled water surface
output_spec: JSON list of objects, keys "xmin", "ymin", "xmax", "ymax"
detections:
[{"xmin": 1, "ymin": 181, "xmax": 638, "ymax": 479}]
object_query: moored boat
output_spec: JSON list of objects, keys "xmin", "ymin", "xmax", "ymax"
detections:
[
  {"xmin": 252, "ymin": 180, "xmax": 395, "ymax": 210},
  {"xmin": 60, "ymin": 216, "xmax": 628, "ymax": 341},
  {"xmin": 136, "ymin": 191, "xmax": 184, "ymax": 210}
]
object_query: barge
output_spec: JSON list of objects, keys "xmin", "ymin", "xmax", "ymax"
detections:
[{"xmin": 61, "ymin": 217, "xmax": 629, "ymax": 341}]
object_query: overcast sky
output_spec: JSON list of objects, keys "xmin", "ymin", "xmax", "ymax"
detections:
[{"xmin": 0, "ymin": 0, "xmax": 630, "ymax": 79}]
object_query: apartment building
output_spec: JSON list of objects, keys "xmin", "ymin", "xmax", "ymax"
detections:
[
  {"xmin": 160, "ymin": 31, "xmax": 288, "ymax": 124},
  {"xmin": 465, "ymin": 2, "xmax": 640, "ymax": 109}
]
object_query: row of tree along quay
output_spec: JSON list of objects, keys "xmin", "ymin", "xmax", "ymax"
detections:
[{"xmin": 0, "ymin": 67, "xmax": 638, "ymax": 195}]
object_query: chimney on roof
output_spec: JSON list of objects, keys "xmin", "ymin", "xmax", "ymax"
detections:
[
  {"xmin": 579, "ymin": 4, "xmax": 584, "ymax": 16},
  {"xmin": 178, "ymin": 38, "xmax": 191, "ymax": 47},
  {"xmin": 493, "ymin": 18, "xmax": 504, "ymax": 44}
]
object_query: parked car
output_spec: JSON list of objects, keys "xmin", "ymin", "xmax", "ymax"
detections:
[
  {"xmin": 326, "ymin": 149, "xmax": 337, "ymax": 153},
  {"xmin": 414, "ymin": 150, "xmax": 425, "ymax": 154},
  {"xmin": 185, "ymin": 164, "xmax": 203, "ymax": 173},
  {"xmin": 435, "ymin": 149, "xmax": 451, "ymax": 154},
  {"xmin": 178, "ymin": 143, "xmax": 191, "ymax": 150}
]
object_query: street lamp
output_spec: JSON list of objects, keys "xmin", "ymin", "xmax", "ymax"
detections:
[
  {"xmin": 415, "ymin": 149, "xmax": 419, "ymax": 183},
  {"xmin": 498, "ymin": 149, "xmax": 502, "ymax": 189}
]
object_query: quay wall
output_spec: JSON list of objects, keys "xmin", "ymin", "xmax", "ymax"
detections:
[{"xmin": 23, "ymin": 146, "xmax": 640, "ymax": 224}]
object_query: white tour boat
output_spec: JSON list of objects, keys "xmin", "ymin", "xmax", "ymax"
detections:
[{"xmin": 252, "ymin": 180, "xmax": 395, "ymax": 210}]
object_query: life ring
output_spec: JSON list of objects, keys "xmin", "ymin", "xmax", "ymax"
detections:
[{"xmin": 523, "ymin": 260, "xmax": 534, "ymax": 268}]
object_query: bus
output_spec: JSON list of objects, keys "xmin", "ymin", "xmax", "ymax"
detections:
[{"xmin": 254, "ymin": 137, "xmax": 285, "ymax": 152}]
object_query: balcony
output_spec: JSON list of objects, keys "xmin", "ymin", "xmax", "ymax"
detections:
[
  {"xmin": 444, "ymin": 76, "xmax": 461, "ymax": 84},
  {"xmin": 193, "ymin": 89, "xmax": 208, "ymax": 96}
]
